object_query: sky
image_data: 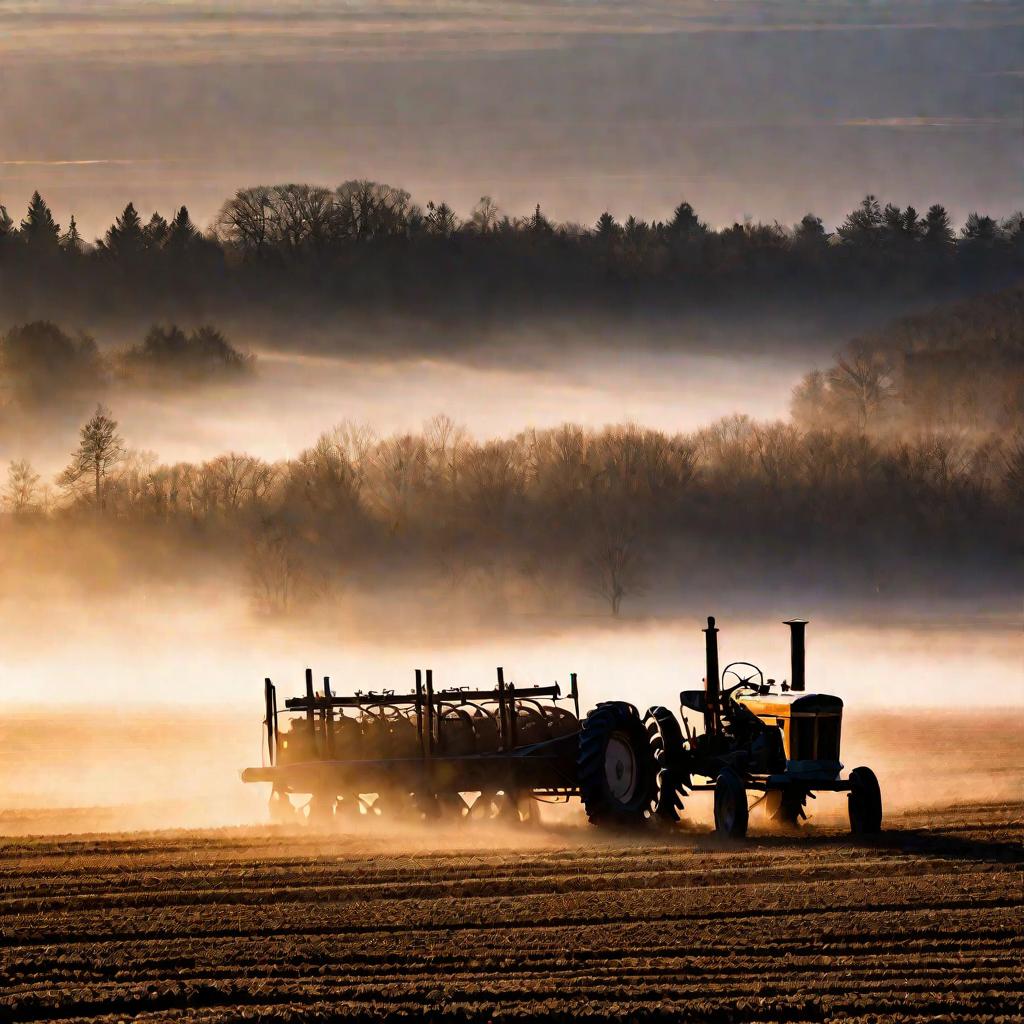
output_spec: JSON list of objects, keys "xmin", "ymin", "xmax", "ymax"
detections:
[{"xmin": 0, "ymin": 0, "xmax": 1022, "ymax": 239}]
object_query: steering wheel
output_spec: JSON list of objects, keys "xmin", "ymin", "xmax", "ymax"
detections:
[{"xmin": 720, "ymin": 661, "xmax": 764, "ymax": 697}]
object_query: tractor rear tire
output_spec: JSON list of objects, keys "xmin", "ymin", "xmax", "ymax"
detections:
[
  {"xmin": 848, "ymin": 766, "xmax": 882, "ymax": 835},
  {"xmin": 644, "ymin": 706, "xmax": 689, "ymax": 822},
  {"xmin": 578, "ymin": 702, "xmax": 657, "ymax": 827},
  {"xmin": 714, "ymin": 768, "xmax": 749, "ymax": 839}
]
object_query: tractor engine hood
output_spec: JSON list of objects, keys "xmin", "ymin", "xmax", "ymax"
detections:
[
  {"xmin": 735, "ymin": 692, "xmax": 843, "ymax": 717},
  {"xmin": 735, "ymin": 692, "xmax": 844, "ymax": 777}
]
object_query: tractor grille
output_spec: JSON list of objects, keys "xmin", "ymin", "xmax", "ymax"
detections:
[
  {"xmin": 791, "ymin": 714, "xmax": 841, "ymax": 762},
  {"xmin": 817, "ymin": 714, "xmax": 841, "ymax": 761}
]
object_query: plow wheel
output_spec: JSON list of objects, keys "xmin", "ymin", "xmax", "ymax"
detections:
[
  {"xmin": 644, "ymin": 706, "xmax": 689, "ymax": 822},
  {"xmin": 437, "ymin": 793, "xmax": 470, "ymax": 821},
  {"xmin": 714, "ymin": 768, "xmax": 749, "ymax": 839},
  {"xmin": 848, "ymin": 766, "xmax": 883, "ymax": 835},
  {"xmin": 302, "ymin": 791, "xmax": 337, "ymax": 827},
  {"xmin": 366, "ymin": 791, "xmax": 419, "ymax": 820},
  {"xmin": 269, "ymin": 788, "xmax": 295, "ymax": 824},
  {"xmin": 764, "ymin": 787, "xmax": 807, "ymax": 828},
  {"xmin": 467, "ymin": 791, "xmax": 505, "ymax": 822},
  {"xmin": 332, "ymin": 794, "xmax": 361, "ymax": 820},
  {"xmin": 406, "ymin": 792, "xmax": 439, "ymax": 822},
  {"xmin": 578, "ymin": 702, "xmax": 658, "ymax": 826},
  {"xmin": 467, "ymin": 791, "xmax": 536, "ymax": 824},
  {"xmin": 360, "ymin": 793, "xmax": 386, "ymax": 818}
]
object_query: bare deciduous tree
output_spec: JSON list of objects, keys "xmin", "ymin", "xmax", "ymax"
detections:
[
  {"xmin": 4, "ymin": 459, "xmax": 40, "ymax": 514},
  {"xmin": 58, "ymin": 405, "xmax": 124, "ymax": 511},
  {"xmin": 214, "ymin": 186, "xmax": 274, "ymax": 255},
  {"xmin": 210, "ymin": 453, "xmax": 276, "ymax": 512},
  {"xmin": 587, "ymin": 514, "xmax": 647, "ymax": 617},
  {"xmin": 469, "ymin": 196, "xmax": 501, "ymax": 234},
  {"xmin": 829, "ymin": 347, "xmax": 895, "ymax": 431},
  {"xmin": 248, "ymin": 525, "xmax": 301, "ymax": 614},
  {"xmin": 335, "ymin": 180, "xmax": 411, "ymax": 240}
]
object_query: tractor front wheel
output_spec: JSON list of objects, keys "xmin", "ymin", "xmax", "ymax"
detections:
[
  {"xmin": 848, "ymin": 767, "xmax": 882, "ymax": 835},
  {"xmin": 714, "ymin": 768, "xmax": 749, "ymax": 839},
  {"xmin": 578, "ymin": 702, "xmax": 657, "ymax": 826}
]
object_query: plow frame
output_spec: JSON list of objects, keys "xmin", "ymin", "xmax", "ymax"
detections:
[{"xmin": 244, "ymin": 667, "xmax": 583, "ymax": 801}]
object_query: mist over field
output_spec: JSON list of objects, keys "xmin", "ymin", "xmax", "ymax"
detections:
[
  {"xmin": 1, "ymin": 288, "xmax": 1022, "ymax": 714},
  {"xmin": 0, "ymin": 0, "xmax": 1021, "ymax": 856},
  {"xmin": 2, "ymin": 9, "xmax": 1024, "ymax": 1023},
  {"xmin": 0, "ymin": 342, "xmax": 813, "ymax": 475}
]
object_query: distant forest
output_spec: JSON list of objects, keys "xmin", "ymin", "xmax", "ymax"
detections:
[
  {"xmin": 2, "ymin": 191, "xmax": 1021, "ymax": 618},
  {"xmin": 793, "ymin": 287, "xmax": 1024, "ymax": 436},
  {"xmin": 3, "ymin": 399, "xmax": 1020, "ymax": 618},
  {"xmin": 3, "ymin": 286, "xmax": 1020, "ymax": 441},
  {"xmin": 0, "ymin": 320, "xmax": 250, "ymax": 401},
  {"xmin": 0, "ymin": 185, "xmax": 1022, "ymax": 332}
]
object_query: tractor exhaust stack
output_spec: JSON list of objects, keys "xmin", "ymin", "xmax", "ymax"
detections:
[
  {"xmin": 784, "ymin": 619, "xmax": 808, "ymax": 692},
  {"xmin": 703, "ymin": 616, "xmax": 721, "ymax": 736}
]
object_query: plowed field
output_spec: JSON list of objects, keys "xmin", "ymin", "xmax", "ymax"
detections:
[{"xmin": 2, "ymin": 800, "xmax": 1021, "ymax": 1023}]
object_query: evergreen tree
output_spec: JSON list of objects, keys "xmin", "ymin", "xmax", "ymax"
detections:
[
  {"xmin": 902, "ymin": 206, "xmax": 922, "ymax": 239},
  {"xmin": 530, "ymin": 204, "xmax": 554, "ymax": 236},
  {"xmin": 102, "ymin": 202, "xmax": 145, "ymax": 258},
  {"xmin": 20, "ymin": 191, "xmax": 60, "ymax": 248},
  {"xmin": 624, "ymin": 214, "xmax": 651, "ymax": 244},
  {"xmin": 882, "ymin": 203, "xmax": 904, "ymax": 236},
  {"xmin": 58, "ymin": 405, "xmax": 124, "ymax": 511},
  {"xmin": 961, "ymin": 212, "xmax": 999, "ymax": 243},
  {"xmin": 1001, "ymin": 212, "xmax": 1024, "ymax": 255},
  {"xmin": 666, "ymin": 201, "xmax": 705, "ymax": 238},
  {"xmin": 165, "ymin": 205, "xmax": 200, "ymax": 250},
  {"xmin": 793, "ymin": 213, "xmax": 828, "ymax": 251},
  {"xmin": 595, "ymin": 211, "xmax": 621, "ymax": 242},
  {"xmin": 144, "ymin": 212, "xmax": 169, "ymax": 248},
  {"xmin": 837, "ymin": 195, "xmax": 883, "ymax": 246},
  {"xmin": 923, "ymin": 204, "xmax": 954, "ymax": 250},
  {"xmin": 60, "ymin": 215, "xmax": 84, "ymax": 254},
  {"xmin": 0, "ymin": 205, "xmax": 14, "ymax": 251},
  {"xmin": 881, "ymin": 204, "xmax": 921, "ymax": 249},
  {"xmin": 0, "ymin": 321, "xmax": 101, "ymax": 403},
  {"xmin": 424, "ymin": 201, "xmax": 458, "ymax": 237}
]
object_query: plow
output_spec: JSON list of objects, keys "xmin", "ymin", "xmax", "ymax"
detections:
[{"xmin": 242, "ymin": 616, "xmax": 882, "ymax": 837}]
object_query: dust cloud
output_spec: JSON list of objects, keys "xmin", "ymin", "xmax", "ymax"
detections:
[{"xmin": 0, "ymin": 581, "xmax": 1019, "ymax": 837}]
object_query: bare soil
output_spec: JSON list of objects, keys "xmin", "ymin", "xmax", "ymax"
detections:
[
  {"xmin": 1, "ymin": 798, "xmax": 1021, "ymax": 1023},
  {"xmin": 1, "ymin": 708, "xmax": 1021, "ymax": 1021}
]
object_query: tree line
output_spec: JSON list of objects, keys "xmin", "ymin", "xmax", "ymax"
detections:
[
  {"xmin": 0, "ymin": 321, "xmax": 251, "ymax": 414},
  {"xmin": 4, "ymin": 407, "xmax": 1020, "ymax": 617},
  {"xmin": 792, "ymin": 285, "xmax": 1024, "ymax": 435},
  {"xmin": 1, "ymin": 185, "xmax": 1021, "ymax": 326}
]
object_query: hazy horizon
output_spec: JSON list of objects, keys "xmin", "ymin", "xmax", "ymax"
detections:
[{"xmin": 2, "ymin": 0, "xmax": 1022, "ymax": 239}]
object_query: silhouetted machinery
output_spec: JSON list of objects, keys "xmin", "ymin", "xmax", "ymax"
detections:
[{"xmin": 242, "ymin": 617, "xmax": 882, "ymax": 837}]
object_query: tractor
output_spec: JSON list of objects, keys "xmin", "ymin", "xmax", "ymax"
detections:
[
  {"xmin": 242, "ymin": 616, "xmax": 882, "ymax": 837},
  {"xmin": 635, "ymin": 616, "xmax": 882, "ymax": 837}
]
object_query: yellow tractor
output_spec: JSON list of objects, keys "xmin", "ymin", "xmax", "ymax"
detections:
[{"xmin": 646, "ymin": 617, "xmax": 882, "ymax": 837}]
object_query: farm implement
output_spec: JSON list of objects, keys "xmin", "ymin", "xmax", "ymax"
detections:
[{"xmin": 242, "ymin": 616, "xmax": 882, "ymax": 837}]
